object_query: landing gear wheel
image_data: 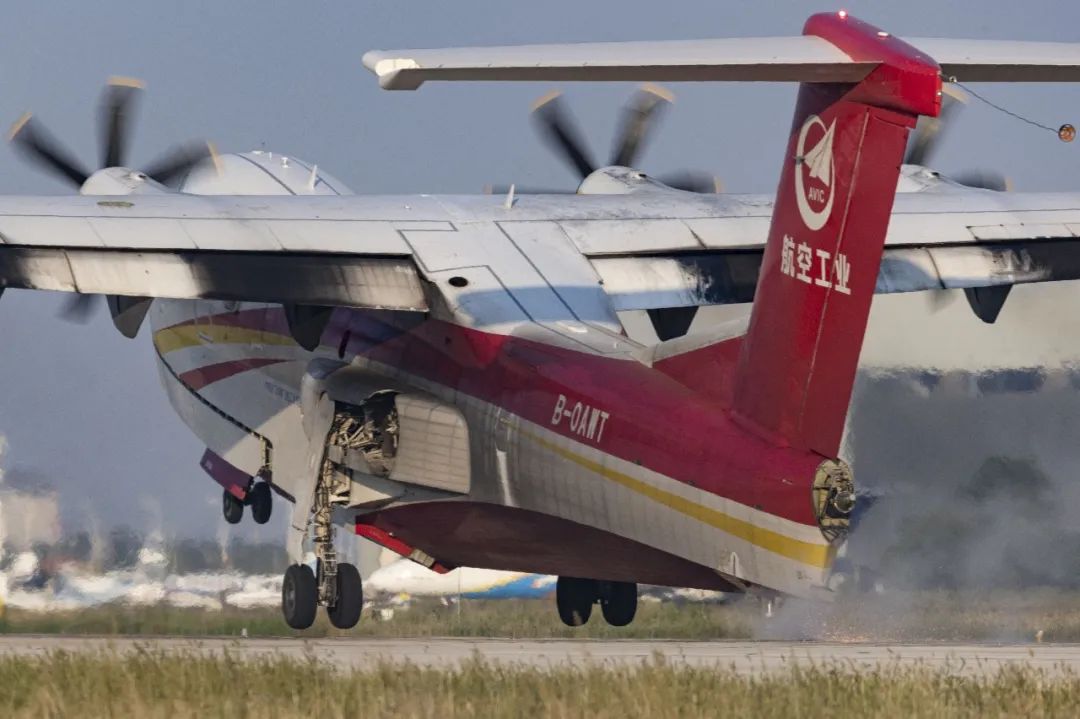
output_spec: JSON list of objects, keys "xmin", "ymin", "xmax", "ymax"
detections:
[
  {"xmin": 282, "ymin": 564, "xmax": 318, "ymax": 630},
  {"xmin": 556, "ymin": 577, "xmax": 596, "ymax": 627},
  {"xmin": 222, "ymin": 489, "xmax": 243, "ymax": 525},
  {"xmin": 600, "ymin": 581, "xmax": 638, "ymax": 627},
  {"xmin": 326, "ymin": 563, "xmax": 363, "ymax": 630},
  {"xmin": 249, "ymin": 481, "xmax": 273, "ymax": 525}
]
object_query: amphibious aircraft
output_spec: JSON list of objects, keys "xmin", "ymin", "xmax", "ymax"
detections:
[{"xmin": 4, "ymin": 12, "xmax": 1080, "ymax": 630}]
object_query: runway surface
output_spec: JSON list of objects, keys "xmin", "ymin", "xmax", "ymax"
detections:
[{"xmin": 2, "ymin": 636, "xmax": 1079, "ymax": 675}]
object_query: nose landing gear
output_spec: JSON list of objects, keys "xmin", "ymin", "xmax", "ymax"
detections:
[{"xmin": 555, "ymin": 577, "xmax": 638, "ymax": 627}]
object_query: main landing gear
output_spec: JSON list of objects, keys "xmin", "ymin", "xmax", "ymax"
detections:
[
  {"xmin": 556, "ymin": 576, "xmax": 638, "ymax": 627},
  {"xmin": 281, "ymin": 558, "xmax": 363, "ymax": 631},
  {"xmin": 281, "ymin": 433, "xmax": 363, "ymax": 631},
  {"xmin": 280, "ymin": 387, "xmax": 392, "ymax": 631},
  {"xmin": 221, "ymin": 480, "xmax": 274, "ymax": 526}
]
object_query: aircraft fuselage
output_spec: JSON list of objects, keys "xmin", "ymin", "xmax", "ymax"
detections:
[{"xmin": 151, "ymin": 298, "xmax": 837, "ymax": 599}]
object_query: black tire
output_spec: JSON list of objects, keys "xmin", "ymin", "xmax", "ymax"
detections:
[
  {"xmin": 249, "ymin": 482, "xmax": 273, "ymax": 525},
  {"xmin": 282, "ymin": 564, "xmax": 318, "ymax": 630},
  {"xmin": 222, "ymin": 489, "xmax": 243, "ymax": 525},
  {"xmin": 600, "ymin": 581, "xmax": 638, "ymax": 627},
  {"xmin": 556, "ymin": 577, "xmax": 595, "ymax": 627},
  {"xmin": 326, "ymin": 563, "xmax": 363, "ymax": 630}
]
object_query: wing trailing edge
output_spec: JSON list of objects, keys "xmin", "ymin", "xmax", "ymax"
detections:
[{"xmin": 0, "ymin": 248, "xmax": 428, "ymax": 312}]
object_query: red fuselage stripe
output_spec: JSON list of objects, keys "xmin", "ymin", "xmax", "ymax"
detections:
[{"xmin": 178, "ymin": 357, "xmax": 289, "ymax": 391}]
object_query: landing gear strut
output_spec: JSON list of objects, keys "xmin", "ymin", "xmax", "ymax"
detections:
[
  {"xmin": 556, "ymin": 577, "xmax": 638, "ymax": 627},
  {"xmin": 280, "ymin": 398, "xmax": 366, "ymax": 631}
]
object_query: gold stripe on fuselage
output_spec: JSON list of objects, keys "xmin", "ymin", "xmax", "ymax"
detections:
[
  {"xmin": 524, "ymin": 431, "xmax": 832, "ymax": 569},
  {"xmin": 153, "ymin": 324, "xmax": 294, "ymax": 355}
]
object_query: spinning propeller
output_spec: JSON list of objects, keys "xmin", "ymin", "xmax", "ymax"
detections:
[
  {"xmin": 8, "ymin": 77, "xmax": 213, "ymax": 326},
  {"xmin": 494, "ymin": 85, "xmax": 719, "ymax": 195},
  {"xmin": 9, "ymin": 77, "xmax": 212, "ymax": 192},
  {"xmin": 904, "ymin": 86, "xmax": 1011, "ymax": 192},
  {"xmin": 905, "ymin": 86, "xmax": 1014, "ymax": 321}
]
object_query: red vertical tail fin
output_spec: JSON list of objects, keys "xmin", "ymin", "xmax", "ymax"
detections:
[{"xmin": 731, "ymin": 14, "xmax": 941, "ymax": 457}]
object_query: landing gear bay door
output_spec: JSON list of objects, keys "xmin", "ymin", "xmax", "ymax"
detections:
[{"xmin": 388, "ymin": 393, "xmax": 471, "ymax": 494}]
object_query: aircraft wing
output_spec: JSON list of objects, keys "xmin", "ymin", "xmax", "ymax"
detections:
[
  {"xmin": 585, "ymin": 190, "xmax": 1080, "ymax": 315},
  {"xmin": 2, "ymin": 190, "xmax": 1080, "ymax": 320},
  {"xmin": 0, "ymin": 194, "xmax": 431, "ymax": 312}
]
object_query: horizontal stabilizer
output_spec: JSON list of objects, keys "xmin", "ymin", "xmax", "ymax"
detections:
[
  {"xmin": 364, "ymin": 30, "xmax": 1080, "ymax": 90},
  {"xmin": 363, "ymin": 36, "xmax": 874, "ymax": 89}
]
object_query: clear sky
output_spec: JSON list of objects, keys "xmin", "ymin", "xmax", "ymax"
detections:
[{"xmin": 1, "ymin": 0, "xmax": 1078, "ymax": 539}]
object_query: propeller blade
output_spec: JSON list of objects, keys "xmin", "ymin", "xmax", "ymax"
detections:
[
  {"xmin": 610, "ymin": 84, "xmax": 673, "ymax": 168},
  {"xmin": 58, "ymin": 294, "xmax": 99, "ymax": 324},
  {"xmin": 531, "ymin": 91, "xmax": 596, "ymax": 179},
  {"xmin": 904, "ymin": 85, "xmax": 966, "ymax": 166},
  {"xmin": 8, "ymin": 113, "xmax": 92, "ymax": 188},
  {"xmin": 949, "ymin": 169, "xmax": 1011, "ymax": 192},
  {"xmin": 655, "ymin": 169, "xmax": 720, "ymax": 194},
  {"xmin": 99, "ymin": 76, "xmax": 144, "ymax": 169},
  {"xmin": 142, "ymin": 141, "xmax": 214, "ymax": 187}
]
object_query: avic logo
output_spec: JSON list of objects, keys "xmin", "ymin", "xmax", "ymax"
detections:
[{"xmin": 794, "ymin": 114, "xmax": 836, "ymax": 231}]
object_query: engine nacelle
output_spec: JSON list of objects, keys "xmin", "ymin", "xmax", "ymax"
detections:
[
  {"xmin": 181, "ymin": 150, "xmax": 353, "ymax": 196},
  {"xmin": 80, "ymin": 167, "xmax": 173, "ymax": 196}
]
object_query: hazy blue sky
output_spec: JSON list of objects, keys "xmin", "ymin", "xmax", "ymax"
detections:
[{"xmin": 1, "ymin": 1, "xmax": 1078, "ymax": 539}]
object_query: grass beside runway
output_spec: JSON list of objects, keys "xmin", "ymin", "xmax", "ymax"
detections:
[
  {"xmin": 1, "ymin": 651, "xmax": 1080, "ymax": 718},
  {"xmin": 6, "ymin": 590, "xmax": 1080, "ymax": 641},
  {"xmin": 0, "ymin": 599, "xmax": 755, "ymax": 639}
]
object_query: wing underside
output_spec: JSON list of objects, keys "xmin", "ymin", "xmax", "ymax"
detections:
[
  {"xmin": 2, "ymin": 193, "xmax": 1080, "ymax": 316},
  {"xmin": 1, "ymin": 247, "xmax": 426, "ymax": 310},
  {"xmin": 593, "ymin": 239, "xmax": 1080, "ymax": 312}
]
